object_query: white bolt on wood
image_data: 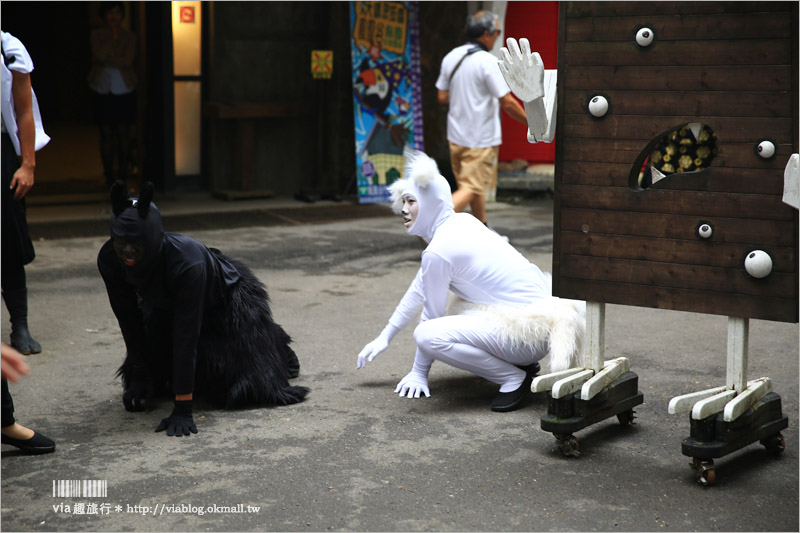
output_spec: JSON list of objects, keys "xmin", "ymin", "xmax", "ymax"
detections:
[
  {"xmin": 531, "ymin": 367, "xmax": 585, "ymax": 393},
  {"xmin": 692, "ymin": 389, "xmax": 737, "ymax": 420},
  {"xmin": 723, "ymin": 377, "xmax": 772, "ymax": 422},
  {"xmin": 580, "ymin": 357, "xmax": 630, "ymax": 400},
  {"xmin": 668, "ymin": 385, "xmax": 728, "ymax": 415},
  {"xmin": 727, "ymin": 317, "xmax": 749, "ymax": 393}
]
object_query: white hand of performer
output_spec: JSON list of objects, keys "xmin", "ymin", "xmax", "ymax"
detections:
[
  {"xmin": 356, "ymin": 325, "xmax": 397, "ymax": 369},
  {"xmin": 395, "ymin": 368, "xmax": 430, "ymax": 398},
  {"xmin": 356, "ymin": 337, "xmax": 388, "ymax": 369},
  {"xmin": 498, "ymin": 38, "xmax": 545, "ymax": 103}
]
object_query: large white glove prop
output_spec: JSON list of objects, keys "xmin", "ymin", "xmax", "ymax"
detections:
[
  {"xmin": 395, "ymin": 367, "xmax": 431, "ymax": 398},
  {"xmin": 498, "ymin": 38, "xmax": 544, "ymax": 103},
  {"xmin": 499, "ymin": 37, "xmax": 556, "ymax": 143}
]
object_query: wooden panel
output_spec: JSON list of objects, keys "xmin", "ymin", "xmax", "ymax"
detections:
[
  {"xmin": 560, "ymin": 208, "xmax": 797, "ymax": 247},
  {"xmin": 554, "ymin": 278, "xmax": 798, "ymax": 323},
  {"xmin": 560, "ymin": 255, "xmax": 795, "ymax": 298},
  {"xmin": 562, "ymin": 39, "xmax": 792, "ymax": 66},
  {"xmin": 566, "ymin": 2, "xmax": 793, "ymax": 18},
  {"xmin": 564, "ymin": 65, "xmax": 792, "ymax": 92},
  {"xmin": 561, "ymin": 162, "xmax": 785, "ymax": 195},
  {"xmin": 566, "ymin": 12, "xmax": 792, "ymax": 42},
  {"xmin": 559, "ymin": 231, "xmax": 795, "ymax": 271},
  {"xmin": 554, "ymin": 1, "xmax": 799, "ymax": 323},
  {"xmin": 558, "ymin": 185, "xmax": 796, "ymax": 220},
  {"xmin": 563, "ymin": 91, "xmax": 793, "ymax": 119},
  {"xmin": 562, "ymin": 115, "xmax": 794, "ymax": 144},
  {"xmin": 561, "ymin": 140, "xmax": 794, "ymax": 169}
]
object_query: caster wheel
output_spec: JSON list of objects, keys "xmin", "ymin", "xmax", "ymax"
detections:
[
  {"xmin": 690, "ymin": 457, "xmax": 716, "ymax": 486},
  {"xmin": 616, "ymin": 409, "xmax": 636, "ymax": 426},
  {"xmin": 555, "ymin": 433, "xmax": 580, "ymax": 457},
  {"xmin": 761, "ymin": 433, "xmax": 786, "ymax": 454}
]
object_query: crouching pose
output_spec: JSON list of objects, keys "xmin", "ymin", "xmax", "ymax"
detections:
[
  {"xmin": 98, "ymin": 181, "xmax": 308, "ymax": 436},
  {"xmin": 357, "ymin": 151, "xmax": 584, "ymax": 412}
]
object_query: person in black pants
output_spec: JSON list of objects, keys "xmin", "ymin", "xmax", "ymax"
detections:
[
  {"xmin": 2, "ymin": 30, "xmax": 49, "ymax": 355},
  {"xmin": 1, "ymin": 343, "xmax": 55, "ymax": 454},
  {"xmin": 1, "ymin": 31, "xmax": 55, "ymax": 454}
]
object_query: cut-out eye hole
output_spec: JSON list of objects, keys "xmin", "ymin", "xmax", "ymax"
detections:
[{"xmin": 630, "ymin": 123, "xmax": 719, "ymax": 190}]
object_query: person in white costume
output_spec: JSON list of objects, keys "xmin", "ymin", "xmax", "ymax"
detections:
[{"xmin": 357, "ymin": 150, "xmax": 585, "ymax": 412}]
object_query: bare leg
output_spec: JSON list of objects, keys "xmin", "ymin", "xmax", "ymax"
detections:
[
  {"xmin": 469, "ymin": 193, "xmax": 487, "ymax": 223},
  {"xmin": 1, "ymin": 422, "xmax": 34, "ymax": 440},
  {"xmin": 452, "ymin": 187, "xmax": 476, "ymax": 213}
]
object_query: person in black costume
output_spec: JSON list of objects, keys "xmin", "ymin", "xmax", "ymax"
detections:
[{"xmin": 97, "ymin": 181, "xmax": 309, "ymax": 437}]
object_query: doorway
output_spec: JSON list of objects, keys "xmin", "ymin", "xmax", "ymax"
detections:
[{"xmin": 1, "ymin": 1, "xmax": 172, "ymax": 201}]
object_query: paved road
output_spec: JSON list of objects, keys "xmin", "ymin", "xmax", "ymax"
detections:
[{"xmin": 2, "ymin": 198, "xmax": 797, "ymax": 531}]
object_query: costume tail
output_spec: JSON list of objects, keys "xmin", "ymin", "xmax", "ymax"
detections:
[{"xmin": 197, "ymin": 254, "xmax": 309, "ymax": 408}]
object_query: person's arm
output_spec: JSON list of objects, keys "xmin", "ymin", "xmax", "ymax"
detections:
[
  {"xmin": 169, "ymin": 264, "xmax": 207, "ymax": 400},
  {"xmin": 155, "ymin": 262, "xmax": 205, "ymax": 437},
  {"xmin": 499, "ymin": 92, "xmax": 527, "ymax": 127},
  {"xmin": 90, "ymin": 29, "xmax": 115, "ymax": 65},
  {"xmin": 106, "ymin": 31, "xmax": 136, "ymax": 69},
  {"xmin": 91, "ymin": 29, "xmax": 135, "ymax": 69},
  {"xmin": 356, "ymin": 268, "xmax": 424, "ymax": 369},
  {"xmin": 437, "ymin": 89, "xmax": 449, "ymax": 105},
  {"xmin": 10, "ymin": 70, "xmax": 35, "ymax": 200}
]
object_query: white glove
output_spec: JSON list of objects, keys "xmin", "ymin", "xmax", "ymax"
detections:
[
  {"xmin": 356, "ymin": 324, "xmax": 399, "ymax": 369},
  {"xmin": 394, "ymin": 366, "xmax": 430, "ymax": 398},
  {"xmin": 498, "ymin": 38, "xmax": 545, "ymax": 103}
]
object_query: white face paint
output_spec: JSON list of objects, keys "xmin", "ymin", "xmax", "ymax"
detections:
[{"xmin": 401, "ymin": 194, "xmax": 419, "ymax": 232}]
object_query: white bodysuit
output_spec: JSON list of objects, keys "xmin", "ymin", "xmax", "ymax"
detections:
[{"xmin": 384, "ymin": 152, "xmax": 553, "ymax": 393}]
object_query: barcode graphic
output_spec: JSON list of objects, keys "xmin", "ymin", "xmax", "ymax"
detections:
[{"xmin": 52, "ymin": 480, "xmax": 107, "ymax": 498}]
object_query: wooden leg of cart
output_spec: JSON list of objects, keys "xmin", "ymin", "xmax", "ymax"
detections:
[
  {"xmin": 533, "ymin": 302, "xmax": 644, "ymax": 457},
  {"xmin": 668, "ymin": 317, "xmax": 788, "ymax": 486}
]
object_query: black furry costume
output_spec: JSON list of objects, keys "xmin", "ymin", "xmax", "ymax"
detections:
[{"xmin": 97, "ymin": 181, "xmax": 308, "ymax": 435}]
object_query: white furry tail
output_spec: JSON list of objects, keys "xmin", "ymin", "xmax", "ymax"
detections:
[{"xmin": 447, "ymin": 294, "xmax": 586, "ymax": 373}]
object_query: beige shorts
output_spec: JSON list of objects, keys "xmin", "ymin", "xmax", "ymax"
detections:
[{"xmin": 448, "ymin": 142, "xmax": 499, "ymax": 195}]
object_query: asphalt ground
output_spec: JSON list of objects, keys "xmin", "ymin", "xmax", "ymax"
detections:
[{"xmin": 1, "ymin": 196, "xmax": 798, "ymax": 532}]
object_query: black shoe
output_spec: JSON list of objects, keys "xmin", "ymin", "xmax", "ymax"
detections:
[
  {"xmin": 10, "ymin": 325, "xmax": 41, "ymax": 355},
  {"xmin": 490, "ymin": 362, "xmax": 540, "ymax": 412},
  {"xmin": 2, "ymin": 430, "xmax": 56, "ymax": 454}
]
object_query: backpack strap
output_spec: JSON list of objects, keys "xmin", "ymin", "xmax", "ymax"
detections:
[{"xmin": 447, "ymin": 46, "xmax": 481, "ymax": 84}]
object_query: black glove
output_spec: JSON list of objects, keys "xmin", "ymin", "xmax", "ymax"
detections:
[
  {"xmin": 123, "ymin": 375, "xmax": 154, "ymax": 412},
  {"xmin": 155, "ymin": 400, "xmax": 198, "ymax": 437}
]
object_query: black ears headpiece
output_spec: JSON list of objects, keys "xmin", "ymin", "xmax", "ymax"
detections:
[{"xmin": 110, "ymin": 180, "xmax": 155, "ymax": 218}]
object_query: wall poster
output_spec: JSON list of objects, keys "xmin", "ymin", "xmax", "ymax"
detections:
[{"xmin": 349, "ymin": 1, "xmax": 424, "ymax": 204}]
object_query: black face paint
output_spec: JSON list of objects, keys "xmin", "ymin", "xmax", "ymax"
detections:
[{"xmin": 112, "ymin": 237, "xmax": 145, "ymax": 267}]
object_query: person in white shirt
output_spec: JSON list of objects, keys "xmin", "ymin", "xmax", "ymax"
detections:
[
  {"xmin": 435, "ymin": 11, "xmax": 527, "ymax": 229},
  {"xmin": 1, "ymin": 31, "xmax": 56, "ymax": 455},
  {"xmin": 356, "ymin": 151, "xmax": 585, "ymax": 412},
  {"xmin": 1, "ymin": 30, "xmax": 50, "ymax": 355}
]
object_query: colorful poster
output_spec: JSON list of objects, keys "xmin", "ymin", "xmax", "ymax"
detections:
[{"xmin": 350, "ymin": 1, "xmax": 424, "ymax": 204}]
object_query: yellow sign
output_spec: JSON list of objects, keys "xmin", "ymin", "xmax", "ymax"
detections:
[
  {"xmin": 311, "ymin": 50, "xmax": 333, "ymax": 79},
  {"xmin": 353, "ymin": 1, "xmax": 407, "ymax": 55}
]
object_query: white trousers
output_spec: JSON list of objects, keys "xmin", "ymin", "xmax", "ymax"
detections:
[{"xmin": 413, "ymin": 315, "xmax": 549, "ymax": 392}]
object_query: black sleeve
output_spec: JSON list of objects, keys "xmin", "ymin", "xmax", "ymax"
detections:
[
  {"xmin": 97, "ymin": 240, "xmax": 148, "ymax": 369},
  {"xmin": 169, "ymin": 262, "xmax": 207, "ymax": 396}
]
